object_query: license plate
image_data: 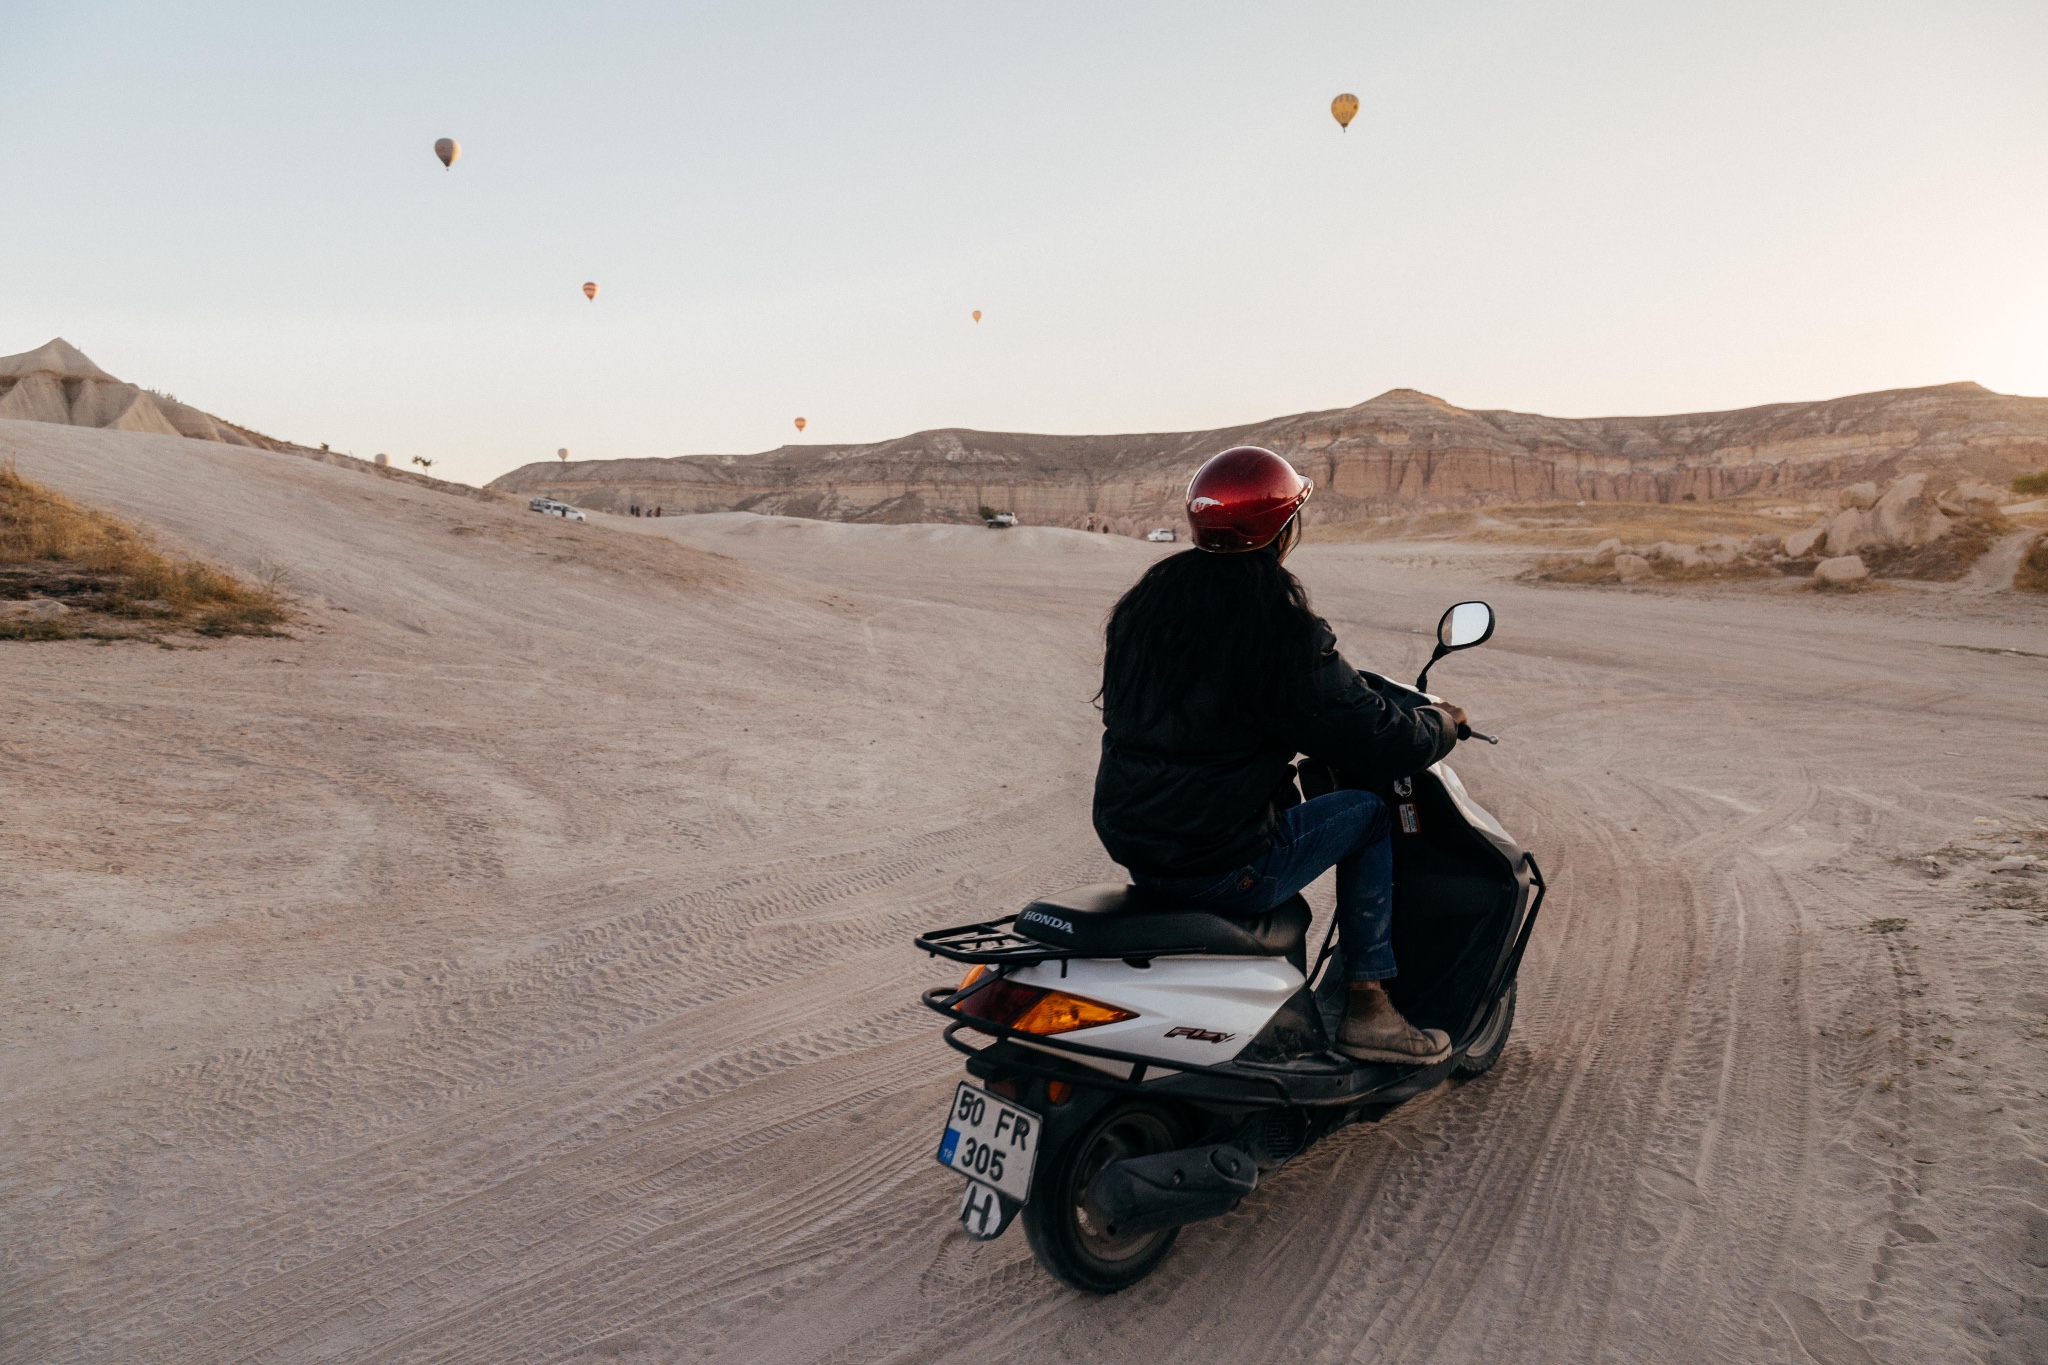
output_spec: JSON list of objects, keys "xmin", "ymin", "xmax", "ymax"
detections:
[{"xmin": 935, "ymin": 1080, "xmax": 1039, "ymax": 1203}]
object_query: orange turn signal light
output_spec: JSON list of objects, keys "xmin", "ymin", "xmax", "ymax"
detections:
[
  {"xmin": 953, "ymin": 974, "xmax": 1136, "ymax": 1036},
  {"xmin": 1009, "ymin": 990, "xmax": 1136, "ymax": 1036}
]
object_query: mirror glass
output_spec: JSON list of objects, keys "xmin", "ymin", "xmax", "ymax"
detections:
[{"xmin": 1439, "ymin": 600, "xmax": 1494, "ymax": 649}]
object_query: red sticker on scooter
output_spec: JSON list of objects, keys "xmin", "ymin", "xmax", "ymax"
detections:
[{"xmin": 1398, "ymin": 803, "xmax": 1419, "ymax": 834}]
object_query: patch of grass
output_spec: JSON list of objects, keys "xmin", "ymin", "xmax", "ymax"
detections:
[
  {"xmin": 0, "ymin": 464, "xmax": 289, "ymax": 641},
  {"xmin": 2015, "ymin": 533, "xmax": 2048, "ymax": 595},
  {"xmin": 2014, "ymin": 471, "xmax": 2048, "ymax": 497},
  {"xmin": 1868, "ymin": 917, "xmax": 1910, "ymax": 934}
]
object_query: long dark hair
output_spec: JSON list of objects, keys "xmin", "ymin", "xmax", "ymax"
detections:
[{"xmin": 1099, "ymin": 548, "xmax": 1325, "ymax": 725}]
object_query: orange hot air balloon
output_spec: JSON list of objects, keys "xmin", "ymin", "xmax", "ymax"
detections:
[
  {"xmin": 1330, "ymin": 94, "xmax": 1359, "ymax": 131},
  {"xmin": 582, "ymin": 282, "xmax": 598, "ymax": 301},
  {"xmin": 793, "ymin": 417, "xmax": 807, "ymax": 433},
  {"xmin": 972, "ymin": 310, "xmax": 982, "ymax": 323},
  {"xmin": 434, "ymin": 138, "xmax": 459, "ymax": 168}
]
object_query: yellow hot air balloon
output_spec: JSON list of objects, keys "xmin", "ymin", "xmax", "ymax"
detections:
[
  {"xmin": 793, "ymin": 417, "xmax": 807, "ymax": 433},
  {"xmin": 972, "ymin": 310, "xmax": 982, "ymax": 323},
  {"xmin": 435, "ymin": 138, "xmax": 460, "ymax": 168},
  {"xmin": 1331, "ymin": 94, "xmax": 1359, "ymax": 131},
  {"xmin": 583, "ymin": 282, "xmax": 599, "ymax": 301}
]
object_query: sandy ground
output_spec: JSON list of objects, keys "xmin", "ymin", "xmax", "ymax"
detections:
[{"xmin": 4, "ymin": 418, "xmax": 2048, "ymax": 1364}]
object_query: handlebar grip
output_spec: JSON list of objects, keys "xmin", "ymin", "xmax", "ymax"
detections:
[{"xmin": 1456, "ymin": 721, "xmax": 1471, "ymax": 741}]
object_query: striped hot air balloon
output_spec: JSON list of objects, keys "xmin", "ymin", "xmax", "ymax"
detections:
[
  {"xmin": 793, "ymin": 417, "xmax": 807, "ymax": 433},
  {"xmin": 583, "ymin": 282, "xmax": 598, "ymax": 301},
  {"xmin": 1330, "ymin": 94, "xmax": 1359, "ymax": 131}
]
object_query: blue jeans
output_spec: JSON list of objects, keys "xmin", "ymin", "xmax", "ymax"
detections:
[{"xmin": 1131, "ymin": 790, "xmax": 1396, "ymax": 982}]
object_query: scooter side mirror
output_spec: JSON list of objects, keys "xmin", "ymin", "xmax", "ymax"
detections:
[
  {"xmin": 1438, "ymin": 601, "xmax": 1494, "ymax": 650},
  {"xmin": 1416, "ymin": 600, "xmax": 1496, "ymax": 692}
]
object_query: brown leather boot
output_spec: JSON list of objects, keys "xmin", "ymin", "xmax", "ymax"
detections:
[{"xmin": 1336, "ymin": 983, "xmax": 1451, "ymax": 1064}]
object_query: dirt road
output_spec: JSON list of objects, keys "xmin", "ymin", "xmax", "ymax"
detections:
[{"xmin": 4, "ymin": 421, "xmax": 2045, "ymax": 1363}]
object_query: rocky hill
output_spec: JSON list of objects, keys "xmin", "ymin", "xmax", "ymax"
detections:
[
  {"xmin": 0, "ymin": 339, "xmax": 295, "ymax": 451},
  {"xmin": 0, "ymin": 339, "xmax": 508, "ymax": 507},
  {"xmin": 489, "ymin": 382, "xmax": 2048, "ymax": 530}
]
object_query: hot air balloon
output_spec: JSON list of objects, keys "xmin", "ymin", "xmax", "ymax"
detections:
[
  {"xmin": 1330, "ymin": 94, "xmax": 1359, "ymax": 131},
  {"xmin": 793, "ymin": 417, "xmax": 807, "ymax": 433},
  {"xmin": 583, "ymin": 282, "xmax": 599, "ymax": 301},
  {"xmin": 434, "ymin": 138, "xmax": 460, "ymax": 168},
  {"xmin": 972, "ymin": 310, "xmax": 982, "ymax": 323},
  {"xmin": 558, "ymin": 447, "xmax": 569, "ymax": 462}
]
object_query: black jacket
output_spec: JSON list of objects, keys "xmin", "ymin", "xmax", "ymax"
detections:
[{"xmin": 1092, "ymin": 619, "xmax": 1457, "ymax": 878}]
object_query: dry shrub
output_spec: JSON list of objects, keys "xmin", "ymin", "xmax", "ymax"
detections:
[
  {"xmin": 0, "ymin": 464, "xmax": 288, "ymax": 639},
  {"xmin": 1860, "ymin": 512, "xmax": 2009, "ymax": 582},
  {"xmin": 2017, "ymin": 534, "xmax": 2048, "ymax": 595},
  {"xmin": 1522, "ymin": 553, "xmax": 1780, "ymax": 586},
  {"xmin": 1311, "ymin": 500, "xmax": 1793, "ymax": 547}
]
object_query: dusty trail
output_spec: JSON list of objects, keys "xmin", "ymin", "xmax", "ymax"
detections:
[{"xmin": 3, "ymin": 420, "xmax": 2045, "ymax": 1363}]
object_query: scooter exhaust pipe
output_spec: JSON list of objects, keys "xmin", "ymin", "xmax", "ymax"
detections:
[{"xmin": 1092, "ymin": 1144, "xmax": 1259, "ymax": 1238}]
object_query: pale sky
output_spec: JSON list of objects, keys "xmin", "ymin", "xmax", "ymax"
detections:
[{"xmin": 3, "ymin": 1, "xmax": 2044, "ymax": 487}]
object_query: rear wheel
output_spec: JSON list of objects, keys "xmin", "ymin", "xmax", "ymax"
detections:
[
  {"xmin": 1454, "ymin": 979, "xmax": 1516, "ymax": 1078},
  {"xmin": 1021, "ymin": 1100, "xmax": 1182, "ymax": 1293}
]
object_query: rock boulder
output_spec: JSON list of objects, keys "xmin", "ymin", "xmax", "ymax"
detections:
[
  {"xmin": 1813, "ymin": 554, "xmax": 1870, "ymax": 586},
  {"xmin": 1868, "ymin": 472, "xmax": 1950, "ymax": 548},
  {"xmin": 1783, "ymin": 524, "xmax": 1825, "ymax": 558},
  {"xmin": 1823, "ymin": 508, "xmax": 1868, "ymax": 556},
  {"xmin": 0, "ymin": 598, "xmax": 72, "ymax": 623},
  {"xmin": 1615, "ymin": 553, "xmax": 1654, "ymax": 583}
]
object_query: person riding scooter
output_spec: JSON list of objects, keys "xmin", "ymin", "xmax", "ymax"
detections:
[{"xmin": 1092, "ymin": 446, "xmax": 1466, "ymax": 1064}]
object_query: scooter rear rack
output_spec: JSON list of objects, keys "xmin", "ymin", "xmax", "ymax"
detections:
[{"xmin": 915, "ymin": 915, "xmax": 1238, "ymax": 967}]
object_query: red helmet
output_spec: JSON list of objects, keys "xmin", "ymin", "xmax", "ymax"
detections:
[{"xmin": 1185, "ymin": 446, "xmax": 1313, "ymax": 553}]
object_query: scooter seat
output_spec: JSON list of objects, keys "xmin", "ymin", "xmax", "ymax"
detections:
[{"xmin": 1012, "ymin": 883, "xmax": 1310, "ymax": 971}]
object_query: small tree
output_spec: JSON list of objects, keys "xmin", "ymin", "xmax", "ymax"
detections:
[
  {"xmin": 410, "ymin": 456, "xmax": 435, "ymax": 470},
  {"xmin": 978, "ymin": 505, "xmax": 997, "ymax": 521}
]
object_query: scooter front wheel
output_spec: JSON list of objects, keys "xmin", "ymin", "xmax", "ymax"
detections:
[{"xmin": 1022, "ymin": 1098, "xmax": 1183, "ymax": 1293}]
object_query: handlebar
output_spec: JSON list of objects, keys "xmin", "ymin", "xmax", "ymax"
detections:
[{"xmin": 1456, "ymin": 723, "xmax": 1500, "ymax": 745}]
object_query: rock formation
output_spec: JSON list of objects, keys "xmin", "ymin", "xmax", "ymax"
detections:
[
  {"xmin": 1530, "ymin": 472, "xmax": 2015, "ymax": 588},
  {"xmin": 0, "ymin": 339, "xmax": 293, "ymax": 451},
  {"xmin": 490, "ymin": 382, "xmax": 2048, "ymax": 529}
]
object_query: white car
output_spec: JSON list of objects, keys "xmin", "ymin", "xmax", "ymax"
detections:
[
  {"xmin": 1146, "ymin": 527, "xmax": 1178, "ymax": 543},
  {"xmin": 529, "ymin": 497, "xmax": 586, "ymax": 522},
  {"xmin": 985, "ymin": 513, "xmax": 1019, "ymax": 528}
]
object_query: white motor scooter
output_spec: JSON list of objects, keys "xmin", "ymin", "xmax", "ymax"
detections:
[{"xmin": 916, "ymin": 600, "xmax": 1545, "ymax": 1292}]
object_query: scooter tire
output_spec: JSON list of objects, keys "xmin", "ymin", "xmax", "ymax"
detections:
[
  {"xmin": 1454, "ymin": 979, "xmax": 1516, "ymax": 1079},
  {"xmin": 1021, "ymin": 1098, "xmax": 1183, "ymax": 1293}
]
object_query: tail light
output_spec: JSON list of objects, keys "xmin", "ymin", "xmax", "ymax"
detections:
[{"xmin": 954, "ymin": 973, "xmax": 1136, "ymax": 1036}]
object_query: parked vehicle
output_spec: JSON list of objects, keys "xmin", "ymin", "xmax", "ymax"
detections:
[
  {"xmin": 1145, "ymin": 528, "xmax": 1178, "ymax": 543},
  {"xmin": 915, "ymin": 600, "xmax": 1539, "ymax": 1292},
  {"xmin": 986, "ymin": 513, "xmax": 1019, "ymax": 528},
  {"xmin": 528, "ymin": 497, "xmax": 586, "ymax": 522}
]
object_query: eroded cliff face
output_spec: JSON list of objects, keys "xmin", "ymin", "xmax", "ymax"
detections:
[{"xmin": 494, "ymin": 380, "xmax": 2048, "ymax": 529}]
